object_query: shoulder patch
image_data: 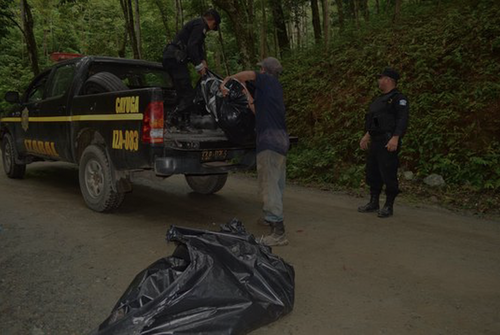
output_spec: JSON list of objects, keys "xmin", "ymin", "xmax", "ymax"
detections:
[
  {"xmin": 399, "ymin": 99, "xmax": 407, "ymax": 106},
  {"xmin": 203, "ymin": 28, "xmax": 207, "ymax": 35}
]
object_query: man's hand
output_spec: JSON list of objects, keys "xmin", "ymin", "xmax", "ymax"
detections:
[
  {"xmin": 197, "ymin": 60, "xmax": 208, "ymax": 76},
  {"xmin": 386, "ymin": 136, "xmax": 399, "ymax": 152},
  {"xmin": 220, "ymin": 77, "xmax": 231, "ymax": 97},
  {"xmin": 360, "ymin": 133, "xmax": 370, "ymax": 150},
  {"xmin": 219, "ymin": 71, "xmax": 256, "ymax": 98}
]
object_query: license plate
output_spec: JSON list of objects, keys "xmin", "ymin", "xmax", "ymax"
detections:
[{"xmin": 201, "ymin": 149, "xmax": 228, "ymax": 162}]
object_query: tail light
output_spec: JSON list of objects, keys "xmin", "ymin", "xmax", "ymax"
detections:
[{"xmin": 142, "ymin": 101, "xmax": 164, "ymax": 144}]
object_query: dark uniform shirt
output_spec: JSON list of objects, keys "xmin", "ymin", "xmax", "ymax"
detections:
[
  {"xmin": 253, "ymin": 72, "xmax": 289, "ymax": 155},
  {"xmin": 365, "ymin": 88, "xmax": 409, "ymax": 137},
  {"xmin": 168, "ymin": 18, "xmax": 207, "ymax": 66}
]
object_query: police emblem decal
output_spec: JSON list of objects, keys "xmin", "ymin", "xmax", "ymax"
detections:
[
  {"xmin": 21, "ymin": 108, "xmax": 29, "ymax": 131},
  {"xmin": 399, "ymin": 100, "xmax": 407, "ymax": 106}
]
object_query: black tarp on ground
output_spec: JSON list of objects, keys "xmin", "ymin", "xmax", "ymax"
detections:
[{"xmin": 96, "ymin": 219, "xmax": 295, "ymax": 335}]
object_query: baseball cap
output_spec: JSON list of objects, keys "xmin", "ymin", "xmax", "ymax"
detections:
[
  {"xmin": 377, "ymin": 67, "xmax": 400, "ymax": 81},
  {"xmin": 257, "ymin": 57, "xmax": 283, "ymax": 77},
  {"xmin": 204, "ymin": 9, "xmax": 221, "ymax": 30}
]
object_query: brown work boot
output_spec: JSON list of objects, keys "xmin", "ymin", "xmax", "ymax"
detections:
[
  {"xmin": 256, "ymin": 217, "xmax": 271, "ymax": 226},
  {"xmin": 259, "ymin": 221, "xmax": 288, "ymax": 246},
  {"xmin": 259, "ymin": 232, "xmax": 289, "ymax": 247}
]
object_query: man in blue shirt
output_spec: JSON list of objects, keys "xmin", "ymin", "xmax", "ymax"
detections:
[{"xmin": 221, "ymin": 57, "xmax": 290, "ymax": 246}]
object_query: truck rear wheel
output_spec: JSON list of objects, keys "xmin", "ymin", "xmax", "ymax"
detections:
[
  {"xmin": 185, "ymin": 174, "xmax": 228, "ymax": 195},
  {"xmin": 82, "ymin": 72, "xmax": 128, "ymax": 94},
  {"xmin": 1, "ymin": 133, "xmax": 26, "ymax": 179},
  {"xmin": 79, "ymin": 145, "xmax": 124, "ymax": 212}
]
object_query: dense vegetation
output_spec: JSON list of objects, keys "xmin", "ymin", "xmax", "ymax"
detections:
[
  {"xmin": 283, "ymin": 0, "xmax": 500, "ymax": 192},
  {"xmin": 0, "ymin": 0, "xmax": 499, "ymax": 212}
]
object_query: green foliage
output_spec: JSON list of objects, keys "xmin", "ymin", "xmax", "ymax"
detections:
[{"xmin": 282, "ymin": 0, "xmax": 500, "ymax": 191}]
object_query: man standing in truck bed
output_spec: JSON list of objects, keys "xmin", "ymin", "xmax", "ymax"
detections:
[{"xmin": 162, "ymin": 9, "xmax": 221, "ymax": 132}]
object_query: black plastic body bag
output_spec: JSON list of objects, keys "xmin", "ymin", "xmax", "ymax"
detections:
[
  {"xmin": 197, "ymin": 71, "xmax": 256, "ymax": 145},
  {"xmin": 96, "ymin": 219, "xmax": 295, "ymax": 335}
]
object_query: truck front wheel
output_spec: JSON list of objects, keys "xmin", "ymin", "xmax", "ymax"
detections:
[
  {"xmin": 1, "ymin": 133, "xmax": 26, "ymax": 179},
  {"xmin": 185, "ymin": 174, "xmax": 228, "ymax": 195},
  {"xmin": 79, "ymin": 145, "xmax": 124, "ymax": 212}
]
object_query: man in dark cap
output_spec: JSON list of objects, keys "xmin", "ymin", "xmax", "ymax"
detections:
[
  {"xmin": 358, "ymin": 67, "xmax": 409, "ymax": 218},
  {"xmin": 163, "ymin": 9, "xmax": 221, "ymax": 132},
  {"xmin": 220, "ymin": 57, "xmax": 290, "ymax": 246}
]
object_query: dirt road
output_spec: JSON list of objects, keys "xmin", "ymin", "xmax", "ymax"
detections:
[{"xmin": 0, "ymin": 160, "xmax": 499, "ymax": 335}]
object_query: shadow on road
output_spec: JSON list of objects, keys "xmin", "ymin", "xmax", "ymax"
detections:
[{"xmin": 13, "ymin": 162, "xmax": 259, "ymax": 228}]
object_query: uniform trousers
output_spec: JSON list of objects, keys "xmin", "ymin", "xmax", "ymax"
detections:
[
  {"xmin": 366, "ymin": 136, "xmax": 400, "ymax": 197},
  {"xmin": 162, "ymin": 56, "xmax": 195, "ymax": 114}
]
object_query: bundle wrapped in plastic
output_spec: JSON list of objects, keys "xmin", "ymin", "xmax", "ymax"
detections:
[
  {"xmin": 199, "ymin": 72, "xmax": 255, "ymax": 145},
  {"xmin": 96, "ymin": 219, "xmax": 295, "ymax": 335}
]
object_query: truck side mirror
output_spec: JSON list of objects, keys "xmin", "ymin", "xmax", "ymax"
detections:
[{"xmin": 5, "ymin": 91, "xmax": 20, "ymax": 104}]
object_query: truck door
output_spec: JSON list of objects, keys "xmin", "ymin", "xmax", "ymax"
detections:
[
  {"xmin": 18, "ymin": 71, "xmax": 51, "ymax": 157},
  {"xmin": 30, "ymin": 63, "xmax": 76, "ymax": 161}
]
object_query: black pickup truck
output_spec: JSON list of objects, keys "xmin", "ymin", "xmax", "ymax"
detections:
[{"xmin": 0, "ymin": 56, "xmax": 256, "ymax": 212}]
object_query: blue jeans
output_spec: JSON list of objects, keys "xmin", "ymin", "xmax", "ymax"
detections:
[{"xmin": 257, "ymin": 150, "xmax": 286, "ymax": 223}]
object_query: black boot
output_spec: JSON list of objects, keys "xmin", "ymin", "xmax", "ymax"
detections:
[
  {"xmin": 358, "ymin": 194, "xmax": 380, "ymax": 213},
  {"xmin": 179, "ymin": 113, "xmax": 200, "ymax": 134},
  {"xmin": 378, "ymin": 195, "xmax": 395, "ymax": 218},
  {"xmin": 167, "ymin": 108, "xmax": 181, "ymax": 131}
]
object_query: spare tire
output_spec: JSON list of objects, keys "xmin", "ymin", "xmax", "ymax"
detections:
[{"xmin": 83, "ymin": 72, "xmax": 128, "ymax": 95}]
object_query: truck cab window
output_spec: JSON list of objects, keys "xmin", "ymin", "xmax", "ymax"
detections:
[
  {"xmin": 27, "ymin": 74, "xmax": 50, "ymax": 103},
  {"xmin": 47, "ymin": 64, "xmax": 76, "ymax": 99}
]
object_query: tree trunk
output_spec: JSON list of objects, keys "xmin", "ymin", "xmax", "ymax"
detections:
[
  {"xmin": 247, "ymin": 0, "xmax": 255, "ymax": 23},
  {"xmin": 119, "ymin": 25, "xmax": 128, "ymax": 58},
  {"xmin": 375, "ymin": 0, "xmax": 380, "ymax": 14},
  {"xmin": 21, "ymin": 0, "xmax": 39, "ymax": 75},
  {"xmin": 134, "ymin": 0, "xmax": 142, "ymax": 58},
  {"xmin": 303, "ymin": 3, "xmax": 308, "ymax": 46},
  {"xmin": 322, "ymin": 0, "xmax": 329, "ymax": 45},
  {"xmin": 334, "ymin": 0, "xmax": 344, "ymax": 32},
  {"xmin": 218, "ymin": 29, "xmax": 230, "ymax": 76},
  {"xmin": 260, "ymin": 0, "xmax": 268, "ymax": 59},
  {"xmin": 353, "ymin": 0, "xmax": 360, "ymax": 28},
  {"xmin": 360, "ymin": 0, "xmax": 369, "ymax": 21},
  {"xmin": 393, "ymin": 0, "xmax": 402, "ymax": 23},
  {"xmin": 311, "ymin": 0, "xmax": 322, "ymax": 44},
  {"xmin": 120, "ymin": 0, "xmax": 140, "ymax": 59},
  {"xmin": 287, "ymin": 18, "xmax": 293, "ymax": 49},
  {"xmin": 213, "ymin": 0, "xmax": 258, "ymax": 67},
  {"xmin": 126, "ymin": 0, "xmax": 139, "ymax": 59},
  {"xmin": 175, "ymin": 0, "xmax": 184, "ymax": 33},
  {"xmin": 154, "ymin": 0, "xmax": 170, "ymax": 41},
  {"xmin": 269, "ymin": 0, "xmax": 289, "ymax": 56},
  {"xmin": 274, "ymin": 26, "xmax": 279, "ymax": 56},
  {"xmin": 293, "ymin": 6, "xmax": 301, "ymax": 49}
]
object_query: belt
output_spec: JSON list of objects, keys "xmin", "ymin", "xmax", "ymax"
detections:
[{"xmin": 369, "ymin": 132, "xmax": 392, "ymax": 141}]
